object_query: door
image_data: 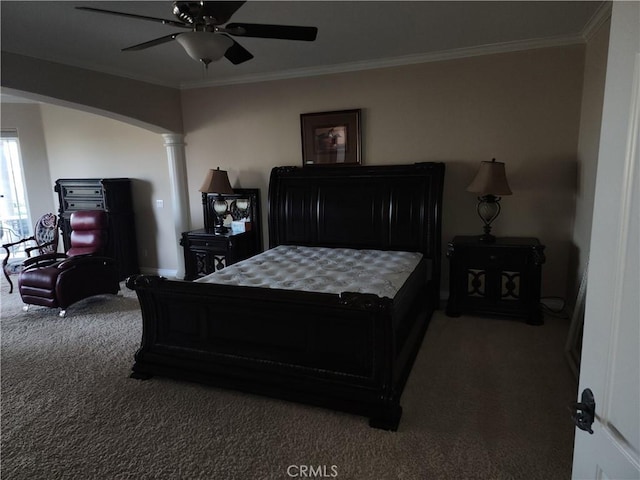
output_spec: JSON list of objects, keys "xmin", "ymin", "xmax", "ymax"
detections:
[{"xmin": 571, "ymin": 2, "xmax": 640, "ymax": 479}]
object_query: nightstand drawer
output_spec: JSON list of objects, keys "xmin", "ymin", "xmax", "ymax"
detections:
[
  {"xmin": 185, "ymin": 236, "xmax": 230, "ymax": 250},
  {"xmin": 463, "ymin": 248, "xmax": 529, "ymax": 270}
]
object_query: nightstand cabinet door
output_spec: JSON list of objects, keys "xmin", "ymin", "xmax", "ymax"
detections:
[
  {"xmin": 446, "ymin": 236, "xmax": 546, "ymax": 324},
  {"xmin": 181, "ymin": 230, "xmax": 257, "ymax": 281}
]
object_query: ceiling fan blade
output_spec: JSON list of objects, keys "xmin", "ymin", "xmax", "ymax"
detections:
[
  {"xmin": 223, "ymin": 36, "xmax": 254, "ymax": 65},
  {"xmin": 226, "ymin": 23, "xmax": 318, "ymax": 41},
  {"xmin": 122, "ymin": 33, "xmax": 182, "ymax": 52},
  {"xmin": 75, "ymin": 6, "xmax": 189, "ymax": 29}
]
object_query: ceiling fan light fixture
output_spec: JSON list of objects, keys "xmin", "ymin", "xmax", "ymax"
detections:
[
  {"xmin": 176, "ymin": 32, "xmax": 233, "ymax": 66},
  {"xmin": 77, "ymin": 2, "xmax": 318, "ymax": 68}
]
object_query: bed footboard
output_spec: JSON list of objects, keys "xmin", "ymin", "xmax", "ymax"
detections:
[{"xmin": 127, "ymin": 274, "xmax": 431, "ymax": 430}]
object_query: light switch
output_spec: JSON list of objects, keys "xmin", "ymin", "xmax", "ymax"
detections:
[{"xmin": 156, "ymin": 199, "xmax": 164, "ymax": 209}]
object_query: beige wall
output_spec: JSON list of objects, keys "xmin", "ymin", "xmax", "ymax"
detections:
[
  {"xmin": 182, "ymin": 45, "xmax": 586, "ymax": 297},
  {"xmin": 569, "ymin": 19, "xmax": 611, "ymax": 305},
  {"xmin": 38, "ymin": 104, "xmax": 177, "ymax": 274},
  {"xmin": 2, "ymin": 43, "xmax": 589, "ymax": 297}
]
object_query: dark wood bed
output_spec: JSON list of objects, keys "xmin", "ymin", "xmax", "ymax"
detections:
[{"xmin": 126, "ymin": 162, "xmax": 445, "ymax": 430}]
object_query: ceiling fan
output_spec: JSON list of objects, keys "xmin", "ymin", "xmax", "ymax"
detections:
[{"xmin": 76, "ymin": 1, "xmax": 318, "ymax": 67}]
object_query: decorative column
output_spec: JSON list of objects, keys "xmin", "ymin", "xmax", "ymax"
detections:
[{"xmin": 162, "ymin": 133, "xmax": 190, "ymax": 279}]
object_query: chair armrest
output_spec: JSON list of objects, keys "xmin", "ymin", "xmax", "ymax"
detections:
[
  {"xmin": 1, "ymin": 236, "xmax": 35, "ymax": 251},
  {"xmin": 2, "ymin": 236, "xmax": 36, "ymax": 263},
  {"xmin": 22, "ymin": 253, "xmax": 68, "ymax": 270},
  {"xmin": 3, "ymin": 236, "xmax": 38, "ymax": 270},
  {"xmin": 57, "ymin": 256, "xmax": 116, "ymax": 271},
  {"xmin": 24, "ymin": 239, "xmax": 57, "ymax": 257}
]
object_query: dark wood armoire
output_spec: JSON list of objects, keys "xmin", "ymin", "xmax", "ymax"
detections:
[{"xmin": 55, "ymin": 178, "xmax": 139, "ymax": 280}]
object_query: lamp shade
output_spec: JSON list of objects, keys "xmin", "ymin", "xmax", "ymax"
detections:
[
  {"xmin": 199, "ymin": 167, "xmax": 234, "ymax": 194},
  {"xmin": 176, "ymin": 32, "xmax": 233, "ymax": 66},
  {"xmin": 466, "ymin": 158, "xmax": 512, "ymax": 196}
]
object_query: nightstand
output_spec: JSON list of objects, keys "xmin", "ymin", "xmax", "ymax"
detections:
[
  {"xmin": 182, "ymin": 187, "xmax": 263, "ymax": 281},
  {"xmin": 446, "ymin": 236, "xmax": 546, "ymax": 324},
  {"xmin": 181, "ymin": 229, "xmax": 257, "ymax": 281}
]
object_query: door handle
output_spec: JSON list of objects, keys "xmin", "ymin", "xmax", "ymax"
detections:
[{"xmin": 570, "ymin": 388, "xmax": 595, "ymax": 434}]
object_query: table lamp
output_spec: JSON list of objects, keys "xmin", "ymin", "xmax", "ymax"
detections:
[
  {"xmin": 199, "ymin": 167, "xmax": 234, "ymax": 233},
  {"xmin": 466, "ymin": 158, "xmax": 512, "ymax": 243}
]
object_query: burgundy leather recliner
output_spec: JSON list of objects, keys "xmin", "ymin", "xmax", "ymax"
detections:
[{"xmin": 18, "ymin": 210, "xmax": 120, "ymax": 317}]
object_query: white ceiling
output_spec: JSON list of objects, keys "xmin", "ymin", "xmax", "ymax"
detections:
[{"xmin": 1, "ymin": 1, "xmax": 603, "ymax": 90}]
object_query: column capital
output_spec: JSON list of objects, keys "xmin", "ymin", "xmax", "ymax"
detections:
[{"xmin": 162, "ymin": 133, "xmax": 185, "ymax": 147}]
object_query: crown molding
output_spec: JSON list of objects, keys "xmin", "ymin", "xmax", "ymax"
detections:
[
  {"xmin": 581, "ymin": 1, "xmax": 612, "ymax": 42},
  {"xmin": 179, "ymin": 34, "xmax": 586, "ymax": 90},
  {"xmin": 4, "ymin": 10, "xmax": 604, "ymax": 94}
]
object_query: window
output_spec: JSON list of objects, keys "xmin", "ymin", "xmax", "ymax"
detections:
[{"xmin": 1, "ymin": 130, "xmax": 31, "ymax": 257}]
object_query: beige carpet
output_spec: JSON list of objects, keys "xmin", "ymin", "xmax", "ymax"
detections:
[{"xmin": 1, "ymin": 279, "xmax": 577, "ymax": 479}]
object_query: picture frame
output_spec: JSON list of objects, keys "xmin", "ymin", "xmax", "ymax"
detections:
[{"xmin": 300, "ymin": 109, "xmax": 362, "ymax": 166}]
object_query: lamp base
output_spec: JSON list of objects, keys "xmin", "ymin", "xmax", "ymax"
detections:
[
  {"xmin": 478, "ymin": 233, "xmax": 496, "ymax": 243},
  {"xmin": 475, "ymin": 195, "xmax": 501, "ymax": 244}
]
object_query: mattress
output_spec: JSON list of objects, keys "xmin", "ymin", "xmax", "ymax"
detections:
[{"xmin": 195, "ymin": 245, "xmax": 424, "ymax": 299}]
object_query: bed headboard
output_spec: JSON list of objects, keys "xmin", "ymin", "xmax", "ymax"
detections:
[{"xmin": 268, "ymin": 163, "xmax": 445, "ymax": 290}]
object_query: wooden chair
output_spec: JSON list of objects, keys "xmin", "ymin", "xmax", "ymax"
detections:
[{"xmin": 2, "ymin": 213, "xmax": 59, "ymax": 293}]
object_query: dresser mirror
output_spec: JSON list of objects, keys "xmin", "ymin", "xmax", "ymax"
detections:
[{"xmin": 202, "ymin": 188, "xmax": 260, "ymax": 237}]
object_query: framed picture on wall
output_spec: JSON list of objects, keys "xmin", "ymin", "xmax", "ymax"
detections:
[{"xmin": 300, "ymin": 109, "xmax": 362, "ymax": 166}]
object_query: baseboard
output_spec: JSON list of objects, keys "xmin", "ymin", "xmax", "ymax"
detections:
[{"xmin": 138, "ymin": 267, "xmax": 179, "ymax": 279}]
